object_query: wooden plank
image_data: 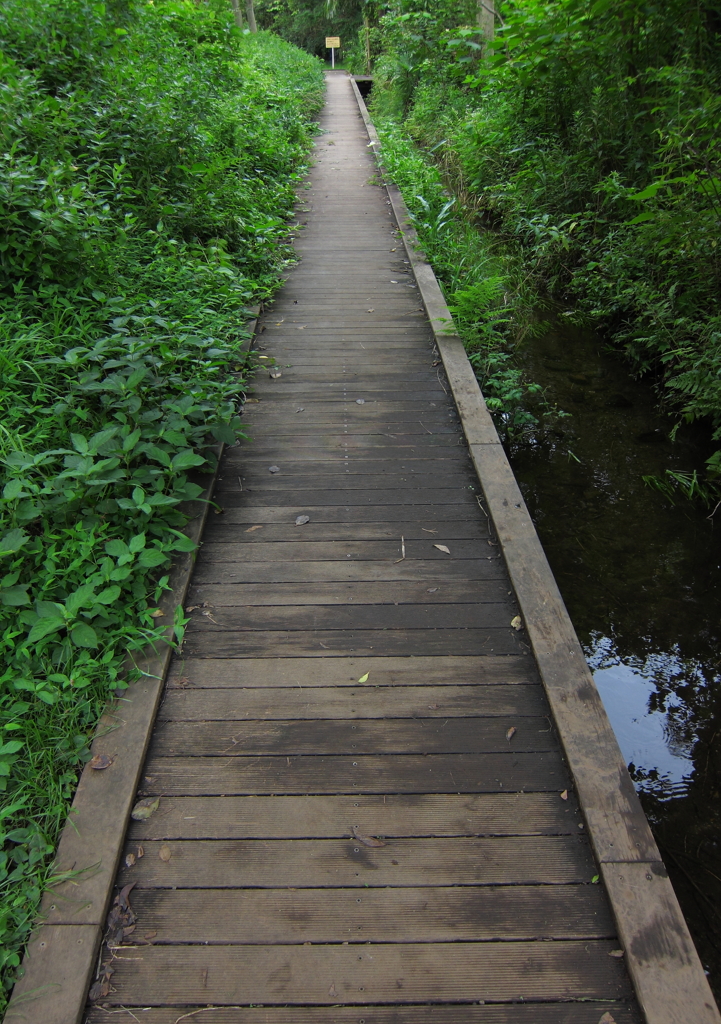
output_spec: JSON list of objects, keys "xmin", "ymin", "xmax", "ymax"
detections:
[
  {"xmin": 202, "ymin": 521, "xmax": 490, "ymax": 543},
  {"xmin": 165, "ymin": 655, "xmax": 538, "ymax": 688},
  {"xmin": 87, "ymin": 1004, "xmax": 643, "ymax": 1024},
  {"xmin": 3, "ymin": 925, "xmax": 100, "ymax": 1024},
  {"xmin": 183, "ymin": 602, "xmax": 516, "ymax": 632},
  {"xmin": 125, "ymin": 884, "xmax": 614, "ymax": 943},
  {"xmin": 158, "ymin": 684, "xmax": 544, "ymax": 720},
  {"xmin": 197, "ymin": 540, "xmax": 487, "ymax": 562},
  {"xmin": 119, "ymin": 836, "xmax": 592, "ymax": 889},
  {"xmin": 83, "ymin": 940, "xmax": 633, "ymax": 1005},
  {"xmin": 213, "ymin": 490, "xmax": 477, "ymax": 508},
  {"xmin": 190, "ymin": 559, "xmax": 506, "ymax": 585},
  {"xmin": 186, "ymin": 581, "xmax": 509, "ymax": 606},
  {"xmin": 181, "ymin": 627, "xmax": 522, "ymax": 658},
  {"xmin": 209, "ymin": 505, "xmax": 480, "ymax": 525},
  {"xmin": 151, "ymin": 716, "xmax": 558, "ymax": 756},
  {"xmin": 138, "ymin": 752, "xmax": 566, "ymax": 795},
  {"xmin": 602, "ymin": 861, "xmax": 721, "ymax": 1024},
  {"xmin": 127, "ymin": 792, "xmax": 582, "ymax": 840}
]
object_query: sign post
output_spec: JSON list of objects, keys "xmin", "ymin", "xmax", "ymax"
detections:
[{"xmin": 325, "ymin": 36, "xmax": 340, "ymax": 69}]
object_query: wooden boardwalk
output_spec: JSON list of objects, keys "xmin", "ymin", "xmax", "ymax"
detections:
[{"xmin": 71, "ymin": 74, "xmax": 705, "ymax": 1024}]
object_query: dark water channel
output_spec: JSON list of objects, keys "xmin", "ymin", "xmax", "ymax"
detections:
[{"xmin": 508, "ymin": 318, "xmax": 721, "ymax": 994}]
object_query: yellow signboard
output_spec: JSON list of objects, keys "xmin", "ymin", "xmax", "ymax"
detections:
[{"xmin": 325, "ymin": 37, "xmax": 340, "ymax": 48}]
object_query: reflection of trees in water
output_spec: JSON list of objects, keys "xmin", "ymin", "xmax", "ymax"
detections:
[
  {"xmin": 586, "ymin": 632, "xmax": 721, "ymax": 995},
  {"xmin": 586, "ymin": 631, "xmax": 718, "ymax": 764}
]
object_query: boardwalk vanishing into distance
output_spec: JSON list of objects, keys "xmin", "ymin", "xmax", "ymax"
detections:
[{"xmin": 12, "ymin": 72, "xmax": 717, "ymax": 1024}]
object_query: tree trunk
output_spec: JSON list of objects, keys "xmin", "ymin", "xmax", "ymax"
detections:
[
  {"xmin": 229, "ymin": 0, "xmax": 243, "ymax": 29},
  {"xmin": 477, "ymin": 0, "xmax": 494, "ymax": 56},
  {"xmin": 245, "ymin": 0, "xmax": 257, "ymax": 33},
  {"xmin": 363, "ymin": 13, "xmax": 371, "ymax": 74}
]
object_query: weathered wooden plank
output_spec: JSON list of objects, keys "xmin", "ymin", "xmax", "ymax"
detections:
[
  {"xmin": 186, "ymin": 581, "xmax": 509, "ymax": 606},
  {"xmin": 197, "ymin": 540, "xmax": 487, "ymax": 562},
  {"xmin": 151, "ymin": 717, "xmax": 557, "ymax": 756},
  {"xmin": 159, "ymin": 684, "xmax": 544, "ymax": 720},
  {"xmin": 190, "ymin": 559, "xmax": 506, "ymax": 585},
  {"xmin": 182, "ymin": 627, "xmax": 522, "ymax": 658},
  {"xmin": 183, "ymin": 602, "xmax": 516, "ymax": 632},
  {"xmin": 138, "ymin": 752, "xmax": 566, "ymax": 795},
  {"xmin": 127, "ymin": 792, "xmax": 581, "ymax": 840},
  {"xmin": 85, "ymin": 940, "xmax": 633, "ymax": 1006},
  {"xmin": 119, "ymin": 836, "xmax": 592, "ymax": 889},
  {"xmin": 213, "ymin": 489, "xmax": 476, "ymax": 509},
  {"xmin": 165, "ymin": 655, "xmax": 538, "ymax": 688},
  {"xmin": 124, "ymin": 884, "xmax": 613, "ymax": 943},
  {"xmin": 209, "ymin": 504, "xmax": 480, "ymax": 525},
  {"xmin": 87, "ymin": 1004, "xmax": 643, "ymax": 1024},
  {"xmin": 602, "ymin": 861, "xmax": 721, "ymax": 1024}
]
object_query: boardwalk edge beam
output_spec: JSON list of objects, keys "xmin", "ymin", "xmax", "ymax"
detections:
[{"xmin": 349, "ymin": 74, "xmax": 720, "ymax": 1024}]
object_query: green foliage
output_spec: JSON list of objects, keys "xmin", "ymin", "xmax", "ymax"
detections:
[
  {"xmin": 374, "ymin": 119, "xmax": 544, "ymax": 439},
  {"xmin": 0, "ymin": 0, "xmax": 322, "ymax": 1005},
  {"xmin": 365, "ymin": 0, "xmax": 721, "ymax": 491}
]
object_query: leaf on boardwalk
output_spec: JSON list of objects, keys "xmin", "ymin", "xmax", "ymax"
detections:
[
  {"xmin": 434, "ymin": 544, "xmax": 450, "ymax": 554},
  {"xmin": 105, "ymin": 882, "xmax": 136, "ymax": 947},
  {"xmin": 608, "ymin": 949, "xmax": 624, "ymax": 958},
  {"xmin": 269, "ymin": 465, "xmax": 280, "ymax": 474},
  {"xmin": 506, "ymin": 726, "xmax": 517, "ymax": 742},
  {"xmin": 356, "ymin": 398, "xmax": 365, "ymax": 404},
  {"xmin": 351, "ymin": 825, "xmax": 386, "ymax": 848},
  {"xmin": 296, "ymin": 407, "xmax": 305, "ymax": 412},
  {"xmin": 245, "ymin": 525, "xmax": 264, "ymax": 532},
  {"xmin": 137, "ymin": 845, "xmax": 144, "ymax": 859},
  {"xmin": 295, "ymin": 515, "xmax": 310, "ymax": 526},
  {"xmin": 358, "ymin": 672, "xmax": 369, "ymax": 683},
  {"xmin": 88, "ymin": 753, "xmax": 113, "ymax": 770},
  {"xmin": 427, "ymin": 587, "xmax": 439, "ymax": 593},
  {"xmin": 510, "ymin": 615, "xmax": 522, "ymax": 630},
  {"xmin": 560, "ymin": 790, "xmax": 568, "ymax": 801},
  {"xmin": 159, "ymin": 844, "xmax": 172, "ymax": 862},
  {"xmin": 328, "ymin": 983, "xmax": 338, "ymax": 998},
  {"xmin": 125, "ymin": 852, "xmax": 136, "ymax": 868},
  {"xmin": 598, "ymin": 1014, "xmax": 617, "ymax": 1024},
  {"xmin": 88, "ymin": 963, "xmax": 115, "ymax": 1001},
  {"xmin": 131, "ymin": 796, "xmax": 160, "ymax": 821},
  {"xmin": 269, "ymin": 370, "xmax": 282, "ymax": 379}
]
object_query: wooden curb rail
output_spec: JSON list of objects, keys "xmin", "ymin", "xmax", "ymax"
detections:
[
  {"xmin": 4, "ymin": 314, "xmax": 260, "ymax": 1024},
  {"xmin": 350, "ymin": 75, "xmax": 720, "ymax": 1024}
]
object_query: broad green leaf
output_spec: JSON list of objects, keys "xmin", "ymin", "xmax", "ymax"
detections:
[
  {"xmin": 27, "ymin": 617, "xmax": 65, "ymax": 643},
  {"xmin": 96, "ymin": 585, "xmax": 121, "ymax": 605},
  {"xmin": 128, "ymin": 533, "xmax": 146, "ymax": 553},
  {"xmin": 171, "ymin": 450, "xmax": 205, "ymax": 472},
  {"xmin": 105, "ymin": 539, "xmax": 129, "ymax": 558},
  {"xmin": 0, "ymin": 529, "xmax": 28, "ymax": 557},
  {"xmin": 0, "ymin": 741, "xmax": 23, "ymax": 756},
  {"xmin": 3, "ymin": 479, "xmax": 23, "ymax": 501},
  {"xmin": 71, "ymin": 622, "xmax": 99, "ymax": 648},
  {"xmin": 1, "ymin": 586, "xmax": 31, "ymax": 608},
  {"xmin": 138, "ymin": 548, "xmax": 168, "ymax": 568}
]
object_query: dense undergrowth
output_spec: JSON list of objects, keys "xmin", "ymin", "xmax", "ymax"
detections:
[
  {"xmin": 352, "ymin": 0, "xmax": 721, "ymax": 496},
  {"xmin": 0, "ymin": 0, "xmax": 322, "ymax": 1005}
]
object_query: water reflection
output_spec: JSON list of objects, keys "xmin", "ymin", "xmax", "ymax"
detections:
[
  {"xmin": 587, "ymin": 632, "xmax": 695, "ymax": 798},
  {"xmin": 508, "ymin": 314, "xmax": 721, "ymax": 991}
]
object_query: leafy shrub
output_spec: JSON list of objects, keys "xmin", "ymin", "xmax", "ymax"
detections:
[{"xmin": 0, "ymin": 0, "xmax": 322, "ymax": 1004}]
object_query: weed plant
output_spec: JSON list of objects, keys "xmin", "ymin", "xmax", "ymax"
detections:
[
  {"xmin": 373, "ymin": 118, "xmax": 545, "ymax": 439},
  {"xmin": 0, "ymin": 0, "xmax": 322, "ymax": 1004}
]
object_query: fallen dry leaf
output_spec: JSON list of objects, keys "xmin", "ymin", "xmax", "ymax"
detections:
[
  {"xmin": 295, "ymin": 515, "xmax": 310, "ymax": 526},
  {"xmin": 88, "ymin": 753, "xmax": 113, "ymax": 770},
  {"xmin": 351, "ymin": 825, "xmax": 387, "ymax": 848},
  {"xmin": 510, "ymin": 615, "xmax": 522, "ymax": 630},
  {"xmin": 506, "ymin": 726, "xmax": 517, "ymax": 742},
  {"xmin": 427, "ymin": 703, "xmax": 440, "ymax": 709},
  {"xmin": 328, "ymin": 983, "xmax": 337, "ymax": 998},
  {"xmin": 131, "ymin": 796, "xmax": 160, "ymax": 821},
  {"xmin": 269, "ymin": 465, "xmax": 280, "ymax": 474},
  {"xmin": 427, "ymin": 587, "xmax": 439, "ymax": 593},
  {"xmin": 269, "ymin": 370, "xmax": 282, "ymax": 379},
  {"xmin": 245, "ymin": 525, "xmax": 264, "ymax": 533},
  {"xmin": 434, "ymin": 544, "xmax": 450, "ymax": 554},
  {"xmin": 394, "ymin": 535, "xmax": 406, "ymax": 563},
  {"xmin": 150, "ymin": 608, "xmax": 164, "ymax": 619},
  {"xmin": 159, "ymin": 845, "xmax": 172, "ymax": 862},
  {"xmin": 356, "ymin": 398, "xmax": 365, "ymax": 405},
  {"xmin": 125, "ymin": 853, "xmax": 136, "ymax": 868},
  {"xmin": 367, "ymin": 308, "xmax": 375, "ymax": 312},
  {"xmin": 137, "ymin": 845, "xmax": 144, "ymax": 859},
  {"xmin": 560, "ymin": 790, "xmax": 568, "ymax": 801},
  {"xmin": 296, "ymin": 407, "xmax": 305, "ymax": 412},
  {"xmin": 104, "ymin": 882, "xmax": 136, "ymax": 947},
  {"xmin": 88, "ymin": 963, "xmax": 115, "ymax": 1002},
  {"xmin": 598, "ymin": 1014, "xmax": 617, "ymax": 1024},
  {"xmin": 144, "ymin": 931, "xmax": 158, "ymax": 940},
  {"xmin": 358, "ymin": 672, "xmax": 369, "ymax": 683},
  {"xmin": 608, "ymin": 949, "xmax": 624, "ymax": 958}
]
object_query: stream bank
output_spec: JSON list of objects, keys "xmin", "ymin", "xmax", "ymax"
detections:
[{"xmin": 509, "ymin": 316, "xmax": 721, "ymax": 995}]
